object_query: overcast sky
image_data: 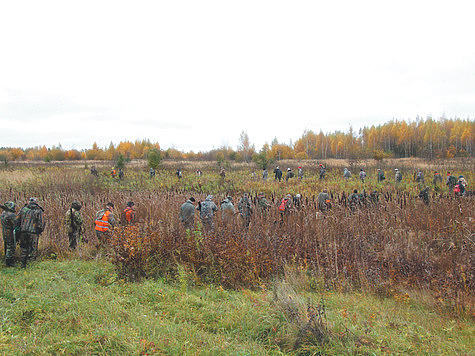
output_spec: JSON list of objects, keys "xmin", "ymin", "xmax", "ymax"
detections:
[{"xmin": 0, "ymin": 1, "xmax": 474, "ymax": 152}]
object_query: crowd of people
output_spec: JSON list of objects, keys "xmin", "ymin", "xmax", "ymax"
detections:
[{"xmin": 1, "ymin": 164, "xmax": 470, "ymax": 268}]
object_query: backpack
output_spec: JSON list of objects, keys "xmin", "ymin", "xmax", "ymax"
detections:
[{"xmin": 279, "ymin": 198, "xmax": 288, "ymax": 212}]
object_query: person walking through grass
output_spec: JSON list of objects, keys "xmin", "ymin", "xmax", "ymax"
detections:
[
  {"xmin": 179, "ymin": 197, "xmax": 196, "ymax": 230},
  {"xmin": 65, "ymin": 201, "xmax": 84, "ymax": 250},
  {"xmin": 197, "ymin": 195, "xmax": 218, "ymax": 232},
  {"xmin": 95, "ymin": 202, "xmax": 116, "ymax": 245}
]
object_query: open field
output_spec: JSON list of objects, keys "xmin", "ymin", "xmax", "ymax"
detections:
[{"xmin": 0, "ymin": 159, "xmax": 473, "ymax": 354}]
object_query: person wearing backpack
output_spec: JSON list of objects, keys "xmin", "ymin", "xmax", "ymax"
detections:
[
  {"xmin": 317, "ymin": 190, "xmax": 331, "ymax": 212},
  {"xmin": 446, "ymin": 172, "xmax": 457, "ymax": 191},
  {"xmin": 65, "ymin": 201, "xmax": 84, "ymax": 250},
  {"xmin": 278, "ymin": 194, "xmax": 292, "ymax": 222},
  {"xmin": 95, "ymin": 202, "xmax": 116, "ymax": 244},
  {"xmin": 122, "ymin": 201, "xmax": 136, "ymax": 225},
  {"xmin": 179, "ymin": 197, "xmax": 196, "ymax": 230},
  {"xmin": 220, "ymin": 196, "xmax": 235, "ymax": 225},
  {"xmin": 197, "ymin": 195, "xmax": 218, "ymax": 232},
  {"xmin": 16, "ymin": 197, "xmax": 45, "ymax": 268}
]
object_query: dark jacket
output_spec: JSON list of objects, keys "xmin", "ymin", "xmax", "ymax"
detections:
[{"xmin": 17, "ymin": 202, "xmax": 45, "ymax": 234}]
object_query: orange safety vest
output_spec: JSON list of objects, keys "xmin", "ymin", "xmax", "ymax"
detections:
[
  {"xmin": 123, "ymin": 207, "xmax": 134, "ymax": 223},
  {"xmin": 95, "ymin": 210, "xmax": 111, "ymax": 232}
]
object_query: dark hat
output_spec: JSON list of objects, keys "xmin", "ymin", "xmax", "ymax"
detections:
[
  {"xmin": 106, "ymin": 202, "xmax": 114, "ymax": 208},
  {"xmin": 127, "ymin": 201, "xmax": 135, "ymax": 207},
  {"xmin": 71, "ymin": 201, "xmax": 82, "ymax": 210},
  {"xmin": 189, "ymin": 197, "xmax": 195, "ymax": 202}
]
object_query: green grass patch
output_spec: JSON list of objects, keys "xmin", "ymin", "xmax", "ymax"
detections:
[{"xmin": 0, "ymin": 260, "xmax": 473, "ymax": 355}]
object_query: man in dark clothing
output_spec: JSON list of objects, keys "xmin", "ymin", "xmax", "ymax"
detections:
[
  {"xmin": 319, "ymin": 164, "xmax": 326, "ymax": 180},
  {"xmin": 16, "ymin": 198, "xmax": 45, "ymax": 268},
  {"xmin": 446, "ymin": 172, "xmax": 456, "ymax": 191},
  {"xmin": 285, "ymin": 168, "xmax": 294, "ymax": 181},
  {"xmin": 273, "ymin": 166, "xmax": 283, "ymax": 182},
  {"xmin": 179, "ymin": 197, "xmax": 196, "ymax": 229},
  {"xmin": 348, "ymin": 189, "xmax": 360, "ymax": 211},
  {"xmin": 377, "ymin": 169, "xmax": 385, "ymax": 183},
  {"xmin": 65, "ymin": 201, "xmax": 84, "ymax": 249},
  {"xmin": 317, "ymin": 190, "xmax": 331, "ymax": 212},
  {"xmin": 118, "ymin": 169, "xmax": 124, "ymax": 180},
  {"xmin": 238, "ymin": 193, "xmax": 253, "ymax": 228},
  {"xmin": 176, "ymin": 169, "xmax": 183, "ymax": 179},
  {"xmin": 433, "ymin": 171, "xmax": 442, "ymax": 187},
  {"xmin": 1, "ymin": 201, "xmax": 17, "ymax": 267},
  {"xmin": 419, "ymin": 187, "xmax": 430, "ymax": 205}
]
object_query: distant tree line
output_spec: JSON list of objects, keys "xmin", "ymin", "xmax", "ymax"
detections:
[{"xmin": 0, "ymin": 117, "xmax": 472, "ymax": 164}]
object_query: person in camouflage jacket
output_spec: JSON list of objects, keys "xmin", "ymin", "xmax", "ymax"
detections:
[
  {"xmin": 1, "ymin": 201, "xmax": 17, "ymax": 267},
  {"xmin": 65, "ymin": 201, "xmax": 84, "ymax": 249},
  {"xmin": 238, "ymin": 193, "xmax": 253, "ymax": 228},
  {"xmin": 16, "ymin": 197, "xmax": 45, "ymax": 267}
]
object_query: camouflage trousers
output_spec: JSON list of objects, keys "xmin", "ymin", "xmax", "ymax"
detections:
[
  {"xmin": 200, "ymin": 218, "xmax": 214, "ymax": 233},
  {"xmin": 2, "ymin": 229, "xmax": 15, "ymax": 261},
  {"xmin": 20, "ymin": 232, "xmax": 39, "ymax": 261},
  {"xmin": 96, "ymin": 230, "xmax": 112, "ymax": 246},
  {"xmin": 68, "ymin": 231, "xmax": 80, "ymax": 249}
]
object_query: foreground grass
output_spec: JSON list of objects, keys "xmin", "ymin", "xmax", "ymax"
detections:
[{"xmin": 0, "ymin": 261, "xmax": 473, "ymax": 355}]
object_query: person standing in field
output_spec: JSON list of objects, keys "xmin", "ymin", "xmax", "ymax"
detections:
[
  {"xmin": 285, "ymin": 168, "xmax": 294, "ymax": 181},
  {"xmin": 348, "ymin": 189, "xmax": 360, "ymax": 211},
  {"xmin": 297, "ymin": 166, "xmax": 304, "ymax": 180},
  {"xmin": 262, "ymin": 168, "xmax": 268, "ymax": 182},
  {"xmin": 359, "ymin": 169, "xmax": 367, "ymax": 183},
  {"xmin": 65, "ymin": 201, "xmax": 84, "ymax": 250},
  {"xmin": 256, "ymin": 192, "xmax": 271, "ymax": 213},
  {"xmin": 197, "ymin": 195, "xmax": 218, "ymax": 232},
  {"xmin": 419, "ymin": 187, "xmax": 430, "ymax": 205},
  {"xmin": 149, "ymin": 167, "xmax": 156, "ymax": 179},
  {"xmin": 377, "ymin": 169, "xmax": 385, "ymax": 183},
  {"xmin": 416, "ymin": 169, "xmax": 424, "ymax": 183},
  {"xmin": 16, "ymin": 197, "xmax": 45, "ymax": 268},
  {"xmin": 179, "ymin": 197, "xmax": 196, "ymax": 230},
  {"xmin": 433, "ymin": 171, "xmax": 442, "ymax": 186},
  {"xmin": 395, "ymin": 169, "xmax": 402, "ymax": 183},
  {"xmin": 238, "ymin": 193, "xmax": 253, "ymax": 228},
  {"xmin": 176, "ymin": 169, "xmax": 183, "ymax": 179},
  {"xmin": 118, "ymin": 168, "xmax": 124, "ymax": 180},
  {"xmin": 278, "ymin": 194, "xmax": 293, "ymax": 223},
  {"xmin": 122, "ymin": 201, "xmax": 136, "ymax": 225},
  {"xmin": 343, "ymin": 168, "xmax": 351, "ymax": 180},
  {"xmin": 273, "ymin": 166, "xmax": 283, "ymax": 182},
  {"xmin": 111, "ymin": 167, "xmax": 117, "ymax": 178},
  {"xmin": 1, "ymin": 201, "xmax": 17, "ymax": 267},
  {"xmin": 319, "ymin": 164, "xmax": 326, "ymax": 180},
  {"xmin": 446, "ymin": 172, "xmax": 456, "ymax": 191},
  {"xmin": 94, "ymin": 202, "xmax": 116, "ymax": 245},
  {"xmin": 220, "ymin": 196, "xmax": 235, "ymax": 224},
  {"xmin": 317, "ymin": 189, "xmax": 331, "ymax": 212}
]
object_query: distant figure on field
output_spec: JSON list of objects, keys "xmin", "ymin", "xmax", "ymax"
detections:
[
  {"xmin": 95, "ymin": 202, "xmax": 116, "ymax": 244},
  {"xmin": 278, "ymin": 194, "xmax": 293, "ymax": 221},
  {"xmin": 285, "ymin": 168, "xmax": 294, "ymax": 181},
  {"xmin": 419, "ymin": 187, "xmax": 430, "ymax": 205},
  {"xmin": 118, "ymin": 168, "xmax": 124, "ymax": 180},
  {"xmin": 111, "ymin": 168, "xmax": 117, "ymax": 178},
  {"xmin": 348, "ymin": 189, "xmax": 360, "ymax": 211},
  {"xmin": 298, "ymin": 166, "xmax": 304, "ymax": 180},
  {"xmin": 343, "ymin": 168, "xmax": 351, "ymax": 180},
  {"xmin": 293, "ymin": 193, "xmax": 303, "ymax": 209},
  {"xmin": 220, "ymin": 168, "xmax": 226, "ymax": 179},
  {"xmin": 220, "ymin": 196, "xmax": 235, "ymax": 224},
  {"xmin": 17, "ymin": 197, "xmax": 45, "ymax": 268},
  {"xmin": 273, "ymin": 166, "xmax": 283, "ymax": 182},
  {"xmin": 359, "ymin": 169, "xmax": 367, "ymax": 183},
  {"xmin": 238, "ymin": 193, "xmax": 253, "ymax": 228},
  {"xmin": 416, "ymin": 169, "xmax": 424, "ymax": 183},
  {"xmin": 319, "ymin": 164, "xmax": 326, "ymax": 180},
  {"xmin": 395, "ymin": 169, "xmax": 402, "ymax": 183},
  {"xmin": 65, "ymin": 201, "xmax": 84, "ymax": 249},
  {"xmin": 257, "ymin": 193, "xmax": 271, "ymax": 212},
  {"xmin": 433, "ymin": 171, "xmax": 442, "ymax": 186},
  {"xmin": 262, "ymin": 168, "xmax": 268, "ymax": 182},
  {"xmin": 197, "ymin": 195, "xmax": 218, "ymax": 232},
  {"xmin": 1, "ymin": 201, "xmax": 17, "ymax": 267},
  {"xmin": 377, "ymin": 169, "xmax": 385, "ymax": 183},
  {"xmin": 122, "ymin": 201, "xmax": 136, "ymax": 225},
  {"xmin": 446, "ymin": 172, "xmax": 456, "ymax": 191},
  {"xmin": 176, "ymin": 169, "xmax": 183, "ymax": 179},
  {"xmin": 196, "ymin": 169, "xmax": 202, "ymax": 177},
  {"xmin": 149, "ymin": 167, "xmax": 155, "ymax": 179},
  {"xmin": 90, "ymin": 166, "xmax": 98, "ymax": 177},
  {"xmin": 179, "ymin": 197, "xmax": 196, "ymax": 230},
  {"xmin": 317, "ymin": 190, "xmax": 331, "ymax": 212}
]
